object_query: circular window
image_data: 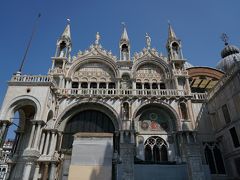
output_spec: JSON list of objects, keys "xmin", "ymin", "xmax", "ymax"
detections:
[{"xmin": 26, "ymin": 88, "xmax": 31, "ymax": 93}]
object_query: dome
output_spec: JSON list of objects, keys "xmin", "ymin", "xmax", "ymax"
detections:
[
  {"xmin": 217, "ymin": 44, "xmax": 240, "ymax": 72},
  {"xmin": 221, "ymin": 44, "xmax": 239, "ymax": 58},
  {"xmin": 216, "ymin": 53, "xmax": 240, "ymax": 72}
]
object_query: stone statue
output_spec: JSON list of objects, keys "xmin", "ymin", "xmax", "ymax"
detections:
[
  {"xmin": 95, "ymin": 32, "xmax": 100, "ymax": 45},
  {"xmin": 145, "ymin": 33, "xmax": 151, "ymax": 49}
]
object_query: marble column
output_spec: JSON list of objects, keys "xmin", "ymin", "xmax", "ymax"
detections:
[
  {"xmin": 0, "ymin": 121, "xmax": 9, "ymax": 147},
  {"xmin": 185, "ymin": 77, "xmax": 191, "ymax": 95},
  {"xmin": 27, "ymin": 122, "xmax": 36, "ymax": 148},
  {"xmin": 49, "ymin": 131, "xmax": 57, "ymax": 156},
  {"xmin": 33, "ymin": 163, "xmax": 40, "ymax": 180},
  {"xmin": 187, "ymin": 100, "xmax": 195, "ymax": 129},
  {"xmin": 174, "ymin": 77, "xmax": 179, "ymax": 89},
  {"xmin": 49, "ymin": 163, "xmax": 56, "ymax": 180},
  {"xmin": 39, "ymin": 132, "xmax": 46, "ymax": 154},
  {"xmin": 43, "ymin": 131, "xmax": 50, "ymax": 155},
  {"xmin": 42, "ymin": 163, "xmax": 49, "ymax": 180},
  {"xmin": 33, "ymin": 123, "xmax": 41, "ymax": 149},
  {"xmin": 22, "ymin": 161, "xmax": 33, "ymax": 180}
]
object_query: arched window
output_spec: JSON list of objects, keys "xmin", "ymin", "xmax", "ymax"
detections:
[
  {"xmin": 122, "ymin": 102, "xmax": 129, "ymax": 120},
  {"xmin": 144, "ymin": 136, "xmax": 168, "ymax": 162},
  {"xmin": 204, "ymin": 143, "xmax": 226, "ymax": 174},
  {"xmin": 180, "ymin": 102, "xmax": 188, "ymax": 120},
  {"xmin": 59, "ymin": 41, "xmax": 67, "ymax": 57},
  {"xmin": 213, "ymin": 146, "xmax": 226, "ymax": 174},
  {"xmin": 72, "ymin": 82, "xmax": 79, "ymax": 88},
  {"xmin": 204, "ymin": 145, "xmax": 216, "ymax": 174},
  {"xmin": 144, "ymin": 145, "xmax": 152, "ymax": 161}
]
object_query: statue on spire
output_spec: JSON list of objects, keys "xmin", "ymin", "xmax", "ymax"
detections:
[
  {"xmin": 95, "ymin": 32, "xmax": 100, "ymax": 45},
  {"xmin": 145, "ymin": 33, "xmax": 151, "ymax": 49}
]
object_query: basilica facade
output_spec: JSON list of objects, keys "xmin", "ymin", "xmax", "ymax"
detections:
[{"xmin": 0, "ymin": 21, "xmax": 239, "ymax": 180}]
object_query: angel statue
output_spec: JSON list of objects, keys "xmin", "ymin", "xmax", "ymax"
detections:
[
  {"xmin": 95, "ymin": 32, "xmax": 100, "ymax": 45},
  {"xmin": 145, "ymin": 33, "xmax": 151, "ymax": 49}
]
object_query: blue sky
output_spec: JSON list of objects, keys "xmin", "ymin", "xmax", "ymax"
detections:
[{"xmin": 0, "ymin": 0, "xmax": 240, "ymax": 105}]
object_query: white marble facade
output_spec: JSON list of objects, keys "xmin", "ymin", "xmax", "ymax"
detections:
[{"xmin": 0, "ymin": 22, "xmax": 239, "ymax": 180}]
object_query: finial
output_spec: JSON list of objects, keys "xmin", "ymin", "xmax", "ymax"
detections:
[
  {"xmin": 95, "ymin": 32, "xmax": 100, "ymax": 45},
  {"xmin": 167, "ymin": 20, "xmax": 171, "ymax": 25},
  {"xmin": 145, "ymin": 33, "xmax": 151, "ymax": 49},
  {"xmin": 67, "ymin": 18, "xmax": 70, "ymax": 24},
  {"xmin": 221, "ymin": 33, "xmax": 229, "ymax": 46},
  {"xmin": 121, "ymin": 22, "xmax": 126, "ymax": 28}
]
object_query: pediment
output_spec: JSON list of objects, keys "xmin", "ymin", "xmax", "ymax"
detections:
[
  {"xmin": 71, "ymin": 44, "xmax": 117, "ymax": 62},
  {"xmin": 133, "ymin": 48, "xmax": 167, "ymax": 62}
]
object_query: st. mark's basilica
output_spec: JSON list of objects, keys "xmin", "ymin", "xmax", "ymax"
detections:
[{"xmin": 0, "ymin": 20, "xmax": 239, "ymax": 180}]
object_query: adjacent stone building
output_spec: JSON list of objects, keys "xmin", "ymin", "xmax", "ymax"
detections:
[{"xmin": 0, "ymin": 21, "xmax": 239, "ymax": 180}]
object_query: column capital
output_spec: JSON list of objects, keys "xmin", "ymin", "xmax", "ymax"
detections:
[
  {"xmin": 0, "ymin": 120, "xmax": 11, "ymax": 126},
  {"xmin": 31, "ymin": 120, "xmax": 46, "ymax": 125},
  {"xmin": 43, "ymin": 128, "xmax": 58, "ymax": 133}
]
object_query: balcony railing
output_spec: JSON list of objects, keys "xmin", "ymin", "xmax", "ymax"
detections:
[
  {"xmin": 173, "ymin": 69, "xmax": 188, "ymax": 76},
  {"xmin": 10, "ymin": 75, "xmax": 56, "ymax": 86},
  {"xmin": 49, "ymin": 68, "xmax": 65, "ymax": 75},
  {"xmin": 191, "ymin": 93, "xmax": 207, "ymax": 100},
  {"xmin": 58, "ymin": 88, "xmax": 187, "ymax": 97}
]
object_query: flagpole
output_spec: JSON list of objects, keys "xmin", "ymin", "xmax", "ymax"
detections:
[{"xmin": 17, "ymin": 13, "xmax": 41, "ymax": 75}]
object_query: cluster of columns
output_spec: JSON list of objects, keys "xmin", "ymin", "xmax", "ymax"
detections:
[
  {"xmin": 23, "ymin": 127, "xmax": 60, "ymax": 180},
  {"xmin": 0, "ymin": 120, "xmax": 11, "ymax": 147},
  {"xmin": 27, "ymin": 120, "xmax": 44, "ymax": 149},
  {"xmin": 33, "ymin": 161, "xmax": 58, "ymax": 180},
  {"xmin": 39, "ymin": 129, "xmax": 58, "ymax": 156}
]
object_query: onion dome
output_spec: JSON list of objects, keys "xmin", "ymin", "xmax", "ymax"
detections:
[
  {"xmin": 221, "ymin": 44, "xmax": 239, "ymax": 58},
  {"xmin": 216, "ymin": 53, "xmax": 240, "ymax": 72},
  {"xmin": 216, "ymin": 34, "xmax": 240, "ymax": 72}
]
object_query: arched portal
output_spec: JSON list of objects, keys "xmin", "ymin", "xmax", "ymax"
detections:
[
  {"xmin": 58, "ymin": 103, "xmax": 119, "ymax": 180},
  {"xmin": 61, "ymin": 109, "xmax": 115, "ymax": 149},
  {"xmin": 5, "ymin": 100, "xmax": 37, "ymax": 180}
]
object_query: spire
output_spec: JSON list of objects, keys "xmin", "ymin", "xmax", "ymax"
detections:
[
  {"xmin": 54, "ymin": 19, "xmax": 72, "ymax": 59},
  {"xmin": 120, "ymin": 22, "xmax": 129, "ymax": 42},
  {"xmin": 61, "ymin": 19, "xmax": 71, "ymax": 40},
  {"xmin": 168, "ymin": 21, "xmax": 177, "ymax": 40},
  {"xmin": 119, "ymin": 22, "xmax": 130, "ymax": 61},
  {"xmin": 166, "ymin": 22, "xmax": 184, "ymax": 61}
]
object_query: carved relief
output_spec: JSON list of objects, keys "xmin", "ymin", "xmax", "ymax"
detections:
[
  {"xmin": 73, "ymin": 62, "xmax": 115, "ymax": 81},
  {"xmin": 136, "ymin": 64, "xmax": 163, "ymax": 82}
]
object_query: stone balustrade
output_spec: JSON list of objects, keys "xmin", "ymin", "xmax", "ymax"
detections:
[
  {"xmin": 172, "ymin": 69, "xmax": 188, "ymax": 76},
  {"xmin": 58, "ymin": 88, "xmax": 187, "ymax": 98},
  {"xmin": 10, "ymin": 75, "xmax": 56, "ymax": 86},
  {"xmin": 191, "ymin": 93, "xmax": 207, "ymax": 100},
  {"xmin": 48, "ymin": 68, "xmax": 65, "ymax": 74},
  {"xmin": 11, "ymin": 75, "xmax": 51, "ymax": 82}
]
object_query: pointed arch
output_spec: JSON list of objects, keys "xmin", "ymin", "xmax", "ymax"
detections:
[{"xmin": 144, "ymin": 136, "xmax": 168, "ymax": 162}]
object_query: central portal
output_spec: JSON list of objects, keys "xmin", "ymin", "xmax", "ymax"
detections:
[{"xmin": 60, "ymin": 109, "xmax": 116, "ymax": 180}]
